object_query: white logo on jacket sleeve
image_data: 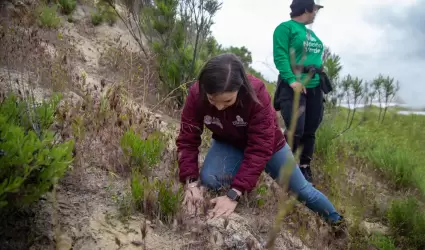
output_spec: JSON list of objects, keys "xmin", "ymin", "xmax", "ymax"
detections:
[{"xmin": 232, "ymin": 115, "xmax": 248, "ymax": 127}]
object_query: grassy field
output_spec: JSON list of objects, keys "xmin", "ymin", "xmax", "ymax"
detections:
[
  {"xmin": 318, "ymin": 106, "xmax": 425, "ymax": 194},
  {"xmin": 313, "ymin": 104, "xmax": 425, "ymax": 249}
]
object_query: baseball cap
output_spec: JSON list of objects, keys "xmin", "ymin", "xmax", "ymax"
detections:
[{"xmin": 290, "ymin": 0, "xmax": 324, "ymax": 12}]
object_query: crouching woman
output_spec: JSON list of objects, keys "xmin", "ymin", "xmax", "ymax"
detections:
[{"xmin": 176, "ymin": 53, "xmax": 346, "ymax": 234}]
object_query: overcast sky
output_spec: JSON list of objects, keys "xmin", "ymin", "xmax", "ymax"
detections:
[{"xmin": 210, "ymin": 0, "xmax": 424, "ymax": 108}]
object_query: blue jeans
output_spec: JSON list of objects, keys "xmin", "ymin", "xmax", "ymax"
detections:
[{"xmin": 200, "ymin": 140, "xmax": 341, "ymax": 223}]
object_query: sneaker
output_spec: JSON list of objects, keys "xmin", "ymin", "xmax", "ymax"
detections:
[
  {"xmin": 331, "ymin": 216, "xmax": 349, "ymax": 239},
  {"xmin": 300, "ymin": 164, "xmax": 313, "ymax": 183}
]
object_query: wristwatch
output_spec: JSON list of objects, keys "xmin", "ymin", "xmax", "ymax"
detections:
[{"xmin": 226, "ymin": 189, "xmax": 241, "ymax": 202}]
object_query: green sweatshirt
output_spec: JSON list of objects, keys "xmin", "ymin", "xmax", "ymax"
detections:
[{"xmin": 273, "ymin": 20, "xmax": 324, "ymax": 88}]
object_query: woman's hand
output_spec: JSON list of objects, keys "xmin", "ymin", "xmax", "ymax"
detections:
[
  {"xmin": 208, "ymin": 191, "xmax": 239, "ymax": 219},
  {"xmin": 290, "ymin": 81, "xmax": 306, "ymax": 94},
  {"xmin": 182, "ymin": 181, "xmax": 204, "ymax": 217}
]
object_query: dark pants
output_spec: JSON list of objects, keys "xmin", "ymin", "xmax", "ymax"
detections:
[{"xmin": 278, "ymin": 81, "xmax": 324, "ymax": 166}]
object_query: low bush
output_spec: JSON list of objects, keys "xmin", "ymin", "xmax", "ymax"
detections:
[
  {"xmin": 120, "ymin": 129, "xmax": 164, "ymax": 172},
  {"xmin": 0, "ymin": 94, "xmax": 74, "ymax": 211},
  {"xmin": 37, "ymin": 5, "xmax": 61, "ymax": 28},
  {"xmin": 90, "ymin": 2, "xmax": 118, "ymax": 26},
  {"xmin": 58, "ymin": 0, "xmax": 77, "ymax": 15},
  {"xmin": 119, "ymin": 129, "xmax": 182, "ymax": 224}
]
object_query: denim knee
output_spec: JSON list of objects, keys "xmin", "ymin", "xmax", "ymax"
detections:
[{"xmin": 199, "ymin": 170, "xmax": 222, "ymax": 191}]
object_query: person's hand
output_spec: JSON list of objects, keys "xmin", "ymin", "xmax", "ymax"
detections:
[
  {"xmin": 207, "ymin": 189, "xmax": 240, "ymax": 219},
  {"xmin": 182, "ymin": 181, "xmax": 204, "ymax": 217},
  {"xmin": 290, "ymin": 81, "xmax": 306, "ymax": 94}
]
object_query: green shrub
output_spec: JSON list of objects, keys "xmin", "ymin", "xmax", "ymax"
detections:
[
  {"xmin": 387, "ymin": 198, "xmax": 425, "ymax": 249},
  {"xmin": 120, "ymin": 129, "xmax": 164, "ymax": 171},
  {"xmin": 254, "ymin": 183, "xmax": 268, "ymax": 208},
  {"xmin": 156, "ymin": 180, "xmax": 182, "ymax": 223},
  {"xmin": 130, "ymin": 169, "xmax": 147, "ymax": 210},
  {"xmin": 58, "ymin": 0, "xmax": 76, "ymax": 15},
  {"xmin": 91, "ymin": 12, "xmax": 103, "ymax": 26},
  {"xmin": 0, "ymin": 94, "xmax": 74, "ymax": 211},
  {"xmin": 37, "ymin": 5, "xmax": 61, "ymax": 28},
  {"xmin": 90, "ymin": 3, "xmax": 118, "ymax": 26},
  {"xmin": 369, "ymin": 234, "xmax": 398, "ymax": 250},
  {"xmin": 101, "ymin": 5, "xmax": 117, "ymax": 25},
  {"xmin": 128, "ymin": 170, "xmax": 182, "ymax": 224}
]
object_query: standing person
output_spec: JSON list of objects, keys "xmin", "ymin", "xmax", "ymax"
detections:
[
  {"xmin": 176, "ymin": 53, "xmax": 346, "ymax": 235},
  {"xmin": 273, "ymin": 0, "xmax": 332, "ymax": 183}
]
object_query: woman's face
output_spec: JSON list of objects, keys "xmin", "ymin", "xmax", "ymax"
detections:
[{"xmin": 207, "ymin": 91, "xmax": 238, "ymax": 110}]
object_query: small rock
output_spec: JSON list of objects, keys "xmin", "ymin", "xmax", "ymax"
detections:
[
  {"xmin": 56, "ymin": 232, "xmax": 73, "ymax": 250},
  {"xmin": 207, "ymin": 213, "xmax": 262, "ymax": 250},
  {"xmin": 114, "ymin": 237, "xmax": 121, "ymax": 246},
  {"xmin": 360, "ymin": 221, "xmax": 390, "ymax": 236},
  {"xmin": 131, "ymin": 240, "xmax": 143, "ymax": 246},
  {"xmin": 209, "ymin": 229, "xmax": 224, "ymax": 247}
]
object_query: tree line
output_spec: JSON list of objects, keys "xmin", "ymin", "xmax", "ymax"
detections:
[
  {"xmin": 102, "ymin": 0, "xmax": 273, "ymax": 106},
  {"xmin": 324, "ymin": 47, "xmax": 400, "ymax": 125}
]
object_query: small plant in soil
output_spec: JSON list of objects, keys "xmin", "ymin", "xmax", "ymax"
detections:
[
  {"xmin": 127, "ymin": 169, "xmax": 183, "ymax": 224},
  {"xmin": 37, "ymin": 4, "xmax": 61, "ymax": 28},
  {"xmin": 120, "ymin": 128, "xmax": 165, "ymax": 173},
  {"xmin": 91, "ymin": 12, "xmax": 103, "ymax": 26},
  {"xmin": 90, "ymin": 1, "xmax": 117, "ymax": 26},
  {"xmin": 58, "ymin": 0, "xmax": 77, "ymax": 15}
]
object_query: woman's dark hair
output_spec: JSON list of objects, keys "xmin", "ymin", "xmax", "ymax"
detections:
[
  {"xmin": 290, "ymin": 4, "xmax": 314, "ymax": 18},
  {"xmin": 197, "ymin": 53, "xmax": 260, "ymax": 105}
]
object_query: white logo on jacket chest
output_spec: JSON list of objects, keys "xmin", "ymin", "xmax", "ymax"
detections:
[
  {"xmin": 232, "ymin": 115, "xmax": 247, "ymax": 127},
  {"xmin": 204, "ymin": 115, "xmax": 223, "ymax": 129}
]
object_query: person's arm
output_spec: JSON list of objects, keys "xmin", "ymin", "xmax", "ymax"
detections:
[
  {"xmin": 176, "ymin": 82, "xmax": 204, "ymax": 184},
  {"xmin": 230, "ymin": 81, "xmax": 276, "ymax": 193},
  {"xmin": 273, "ymin": 23, "xmax": 296, "ymax": 85}
]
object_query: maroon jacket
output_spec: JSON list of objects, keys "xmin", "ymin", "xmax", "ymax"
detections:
[{"xmin": 176, "ymin": 75, "xmax": 286, "ymax": 193}]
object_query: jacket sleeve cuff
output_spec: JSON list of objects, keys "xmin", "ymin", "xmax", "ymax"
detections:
[
  {"xmin": 230, "ymin": 183, "xmax": 247, "ymax": 194},
  {"xmin": 179, "ymin": 173, "xmax": 199, "ymax": 184}
]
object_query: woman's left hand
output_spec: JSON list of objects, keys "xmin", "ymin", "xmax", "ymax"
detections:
[{"xmin": 208, "ymin": 195, "xmax": 238, "ymax": 219}]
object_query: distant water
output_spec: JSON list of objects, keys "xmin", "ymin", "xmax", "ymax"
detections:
[
  {"xmin": 397, "ymin": 110, "xmax": 425, "ymax": 116},
  {"xmin": 337, "ymin": 102, "xmax": 425, "ymax": 116},
  {"xmin": 337, "ymin": 102, "xmax": 404, "ymax": 109}
]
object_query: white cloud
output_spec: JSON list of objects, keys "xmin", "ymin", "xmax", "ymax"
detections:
[{"xmin": 210, "ymin": 0, "xmax": 424, "ymax": 108}]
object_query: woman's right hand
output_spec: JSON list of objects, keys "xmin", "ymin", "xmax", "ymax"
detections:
[
  {"xmin": 182, "ymin": 181, "xmax": 204, "ymax": 217},
  {"xmin": 290, "ymin": 81, "xmax": 306, "ymax": 94}
]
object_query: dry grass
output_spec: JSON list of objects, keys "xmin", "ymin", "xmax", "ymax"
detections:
[
  {"xmin": 0, "ymin": 21, "xmax": 75, "ymax": 94},
  {"xmin": 98, "ymin": 42, "xmax": 185, "ymax": 118}
]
